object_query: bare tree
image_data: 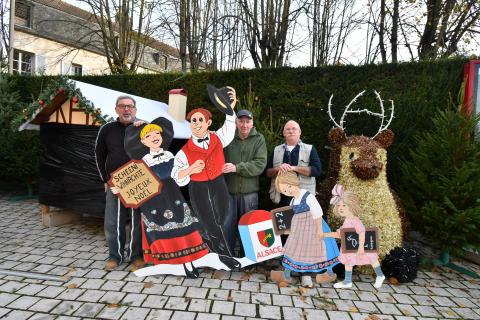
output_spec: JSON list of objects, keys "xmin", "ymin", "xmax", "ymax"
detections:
[
  {"xmin": 417, "ymin": 0, "xmax": 480, "ymax": 59},
  {"xmin": 0, "ymin": 0, "xmax": 9, "ymax": 71},
  {"xmin": 309, "ymin": 0, "xmax": 358, "ymax": 66},
  {"xmin": 78, "ymin": 0, "xmax": 157, "ymax": 74},
  {"xmin": 237, "ymin": 0, "xmax": 305, "ymax": 68},
  {"xmin": 390, "ymin": 0, "xmax": 399, "ymax": 62}
]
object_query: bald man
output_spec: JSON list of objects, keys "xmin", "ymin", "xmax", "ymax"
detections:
[{"xmin": 266, "ymin": 120, "xmax": 322, "ymax": 207}]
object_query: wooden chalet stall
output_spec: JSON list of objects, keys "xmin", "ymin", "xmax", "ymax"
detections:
[
  {"xmin": 20, "ymin": 79, "xmax": 192, "ymax": 227},
  {"xmin": 22, "ymin": 88, "xmax": 105, "ymax": 227}
]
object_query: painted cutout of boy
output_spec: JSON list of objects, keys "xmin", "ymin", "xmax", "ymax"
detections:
[
  {"xmin": 172, "ymin": 89, "xmax": 240, "ymax": 269},
  {"xmin": 137, "ymin": 123, "xmax": 209, "ymax": 278},
  {"xmin": 270, "ymin": 172, "xmax": 340, "ymax": 288},
  {"xmin": 322, "ymin": 184, "xmax": 385, "ymax": 289}
]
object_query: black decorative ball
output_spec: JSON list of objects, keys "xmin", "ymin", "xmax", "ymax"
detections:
[{"xmin": 381, "ymin": 247, "xmax": 420, "ymax": 283}]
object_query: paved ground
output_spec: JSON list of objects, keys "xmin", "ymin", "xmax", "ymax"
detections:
[{"xmin": 0, "ymin": 196, "xmax": 479, "ymax": 320}]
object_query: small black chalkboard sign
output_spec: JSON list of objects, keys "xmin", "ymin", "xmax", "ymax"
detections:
[
  {"xmin": 270, "ymin": 206, "xmax": 294, "ymax": 235},
  {"xmin": 340, "ymin": 228, "xmax": 379, "ymax": 253}
]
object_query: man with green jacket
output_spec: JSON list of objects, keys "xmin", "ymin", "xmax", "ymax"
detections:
[{"xmin": 223, "ymin": 109, "xmax": 267, "ymax": 253}]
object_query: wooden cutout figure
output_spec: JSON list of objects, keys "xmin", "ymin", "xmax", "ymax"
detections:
[
  {"xmin": 270, "ymin": 172, "xmax": 340, "ymax": 288},
  {"xmin": 323, "ymin": 184, "xmax": 386, "ymax": 289},
  {"xmin": 172, "ymin": 86, "xmax": 240, "ymax": 270},
  {"xmin": 124, "ymin": 118, "xmax": 239, "ymax": 278},
  {"xmin": 121, "ymin": 119, "xmax": 207, "ymax": 277}
]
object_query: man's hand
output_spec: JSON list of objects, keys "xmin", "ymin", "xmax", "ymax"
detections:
[
  {"xmin": 222, "ymin": 163, "xmax": 236, "ymax": 173},
  {"xmin": 133, "ymin": 120, "xmax": 146, "ymax": 127},
  {"xmin": 110, "ymin": 186, "xmax": 120, "ymax": 194},
  {"xmin": 357, "ymin": 246, "xmax": 365, "ymax": 256},
  {"xmin": 317, "ymin": 232, "xmax": 325, "ymax": 239},
  {"xmin": 189, "ymin": 160, "xmax": 205, "ymax": 175},
  {"xmin": 277, "ymin": 163, "xmax": 293, "ymax": 174}
]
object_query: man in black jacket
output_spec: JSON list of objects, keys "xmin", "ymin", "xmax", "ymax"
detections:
[{"xmin": 95, "ymin": 95, "xmax": 144, "ymax": 271}]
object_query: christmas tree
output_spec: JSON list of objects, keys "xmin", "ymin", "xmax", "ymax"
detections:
[{"xmin": 400, "ymin": 106, "xmax": 480, "ymax": 257}]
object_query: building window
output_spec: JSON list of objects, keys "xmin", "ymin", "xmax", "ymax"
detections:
[
  {"xmin": 13, "ymin": 50, "xmax": 34, "ymax": 75},
  {"xmin": 152, "ymin": 52, "xmax": 160, "ymax": 65},
  {"xmin": 163, "ymin": 55, "xmax": 168, "ymax": 71},
  {"xmin": 72, "ymin": 63, "xmax": 83, "ymax": 76},
  {"xmin": 15, "ymin": 1, "xmax": 31, "ymax": 28}
]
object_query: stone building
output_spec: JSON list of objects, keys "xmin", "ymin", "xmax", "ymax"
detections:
[{"xmin": 12, "ymin": 0, "xmax": 184, "ymax": 75}]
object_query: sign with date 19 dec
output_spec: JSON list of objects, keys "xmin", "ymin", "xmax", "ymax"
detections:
[{"xmin": 108, "ymin": 160, "xmax": 162, "ymax": 208}]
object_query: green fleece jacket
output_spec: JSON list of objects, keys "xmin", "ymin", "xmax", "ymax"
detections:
[{"xmin": 224, "ymin": 127, "xmax": 267, "ymax": 195}]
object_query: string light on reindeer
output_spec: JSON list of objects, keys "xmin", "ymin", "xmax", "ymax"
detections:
[{"xmin": 327, "ymin": 90, "xmax": 395, "ymax": 138}]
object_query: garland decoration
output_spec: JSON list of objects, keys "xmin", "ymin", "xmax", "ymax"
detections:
[{"xmin": 13, "ymin": 76, "xmax": 114, "ymax": 129}]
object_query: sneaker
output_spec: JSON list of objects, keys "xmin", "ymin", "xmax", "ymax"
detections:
[
  {"xmin": 316, "ymin": 272, "xmax": 337, "ymax": 284},
  {"xmin": 270, "ymin": 270, "xmax": 292, "ymax": 283},
  {"xmin": 104, "ymin": 259, "xmax": 119, "ymax": 271},
  {"xmin": 301, "ymin": 275, "xmax": 313, "ymax": 288},
  {"xmin": 333, "ymin": 281, "xmax": 353, "ymax": 289},
  {"xmin": 374, "ymin": 275, "xmax": 385, "ymax": 288},
  {"xmin": 131, "ymin": 257, "xmax": 145, "ymax": 269}
]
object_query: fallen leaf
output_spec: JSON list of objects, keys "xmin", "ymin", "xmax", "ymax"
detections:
[
  {"xmin": 130, "ymin": 266, "xmax": 138, "ymax": 272},
  {"xmin": 349, "ymin": 307, "xmax": 358, "ymax": 312},
  {"xmin": 143, "ymin": 281, "xmax": 154, "ymax": 289},
  {"xmin": 366, "ymin": 315, "xmax": 380, "ymax": 320},
  {"xmin": 299, "ymin": 295, "xmax": 306, "ymax": 302},
  {"xmin": 67, "ymin": 283, "xmax": 77, "ymax": 289},
  {"xmin": 107, "ymin": 303, "xmax": 119, "ymax": 308},
  {"xmin": 389, "ymin": 277, "xmax": 399, "ymax": 285},
  {"xmin": 278, "ymin": 281, "xmax": 289, "ymax": 287},
  {"xmin": 298, "ymin": 287, "xmax": 308, "ymax": 295},
  {"xmin": 213, "ymin": 271, "xmax": 226, "ymax": 279},
  {"xmin": 227, "ymin": 295, "xmax": 233, "ymax": 302}
]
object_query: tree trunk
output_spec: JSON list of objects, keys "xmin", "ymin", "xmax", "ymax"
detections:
[{"xmin": 391, "ymin": 0, "xmax": 399, "ymax": 63}]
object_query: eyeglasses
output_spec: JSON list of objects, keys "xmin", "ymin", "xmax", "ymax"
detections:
[{"xmin": 116, "ymin": 104, "xmax": 136, "ymax": 110}]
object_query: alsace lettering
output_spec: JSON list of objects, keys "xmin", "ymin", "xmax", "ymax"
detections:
[{"xmin": 256, "ymin": 245, "xmax": 282, "ymax": 259}]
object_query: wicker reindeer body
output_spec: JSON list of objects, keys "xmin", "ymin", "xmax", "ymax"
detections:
[{"xmin": 319, "ymin": 91, "xmax": 404, "ymax": 260}]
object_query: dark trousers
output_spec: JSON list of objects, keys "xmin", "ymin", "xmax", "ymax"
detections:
[
  {"xmin": 104, "ymin": 189, "xmax": 143, "ymax": 263},
  {"xmin": 189, "ymin": 176, "xmax": 233, "ymax": 257},
  {"xmin": 226, "ymin": 192, "xmax": 259, "ymax": 253}
]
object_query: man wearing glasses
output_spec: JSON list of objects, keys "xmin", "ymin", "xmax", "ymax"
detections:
[
  {"xmin": 95, "ymin": 95, "xmax": 144, "ymax": 271},
  {"xmin": 266, "ymin": 120, "xmax": 322, "ymax": 207}
]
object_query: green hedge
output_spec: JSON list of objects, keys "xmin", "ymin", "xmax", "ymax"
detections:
[{"xmin": 7, "ymin": 58, "xmax": 467, "ymax": 192}]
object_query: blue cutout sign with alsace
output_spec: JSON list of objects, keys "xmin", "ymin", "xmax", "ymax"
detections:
[{"xmin": 239, "ymin": 210, "xmax": 283, "ymax": 263}]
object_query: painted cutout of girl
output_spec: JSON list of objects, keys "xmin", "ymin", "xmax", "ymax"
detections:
[
  {"xmin": 138, "ymin": 123, "xmax": 209, "ymax": 278},
  {"xmin": 323, "ymin": 184, "xmax": 385, "ymax": 289},
  {"xmin": 270, "ymin": 172, "xmax": 340, "ymax": 288}
]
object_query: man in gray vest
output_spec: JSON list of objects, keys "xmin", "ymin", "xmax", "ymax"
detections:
[{"xmin": 266, "ymin": 120, "xmax": 322, "ymax": 207}]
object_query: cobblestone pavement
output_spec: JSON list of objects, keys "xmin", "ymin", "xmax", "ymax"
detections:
[{"xmin": 0, "ymin": 196, "xmax": 479, "ymax": 320}]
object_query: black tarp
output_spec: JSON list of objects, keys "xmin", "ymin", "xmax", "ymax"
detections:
[
  {"xmin": 39, "ymin": 123, "xmax": 105, "ymax": 216},
  {"xmin": 39, "ymin": 123, "xmax": 189, "ymax": 217}
]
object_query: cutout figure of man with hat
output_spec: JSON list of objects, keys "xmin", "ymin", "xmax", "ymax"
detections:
[{"xmin": 172, "ymin": 86, "xmax": 240, "ymax": 269}]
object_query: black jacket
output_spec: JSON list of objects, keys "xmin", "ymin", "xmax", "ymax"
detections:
[{"xmin": 94, "ymin": 119, "xmax": 132, "ymax": 183}]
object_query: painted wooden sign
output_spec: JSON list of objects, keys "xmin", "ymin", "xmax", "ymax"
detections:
[
  {"xmin": 270, "ymin": 206, "xmax": 294, "ymax": 235},
  {"xmin": 340, "ymin": 228, "xmax": 379, "ymax": 253},
  {"xmin": 108, "ymin": 159, "xmax": 162, "ymax": 208}
]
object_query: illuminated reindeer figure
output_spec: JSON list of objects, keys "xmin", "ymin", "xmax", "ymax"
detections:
[{"xmin": 318, "ymin": 91, "xmax": 406, "ymax": 260}]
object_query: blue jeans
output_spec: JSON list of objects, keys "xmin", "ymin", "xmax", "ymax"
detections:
[
  {"xmin": 226, "ymin": 192, "xmax": 258, "ymax": 253},
  {"xmin": 104, "ymin": 189, "xmax": 142, "ymax": 263}
]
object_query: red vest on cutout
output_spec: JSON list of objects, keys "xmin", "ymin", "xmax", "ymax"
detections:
[{"xmin": 182, "ymin": 132, "xmax": 225, "ymax": 182}]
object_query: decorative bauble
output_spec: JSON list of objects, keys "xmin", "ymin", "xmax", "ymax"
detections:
[
  {"xmin": 72, "ymin": 96, "xmax": 78, "ymax": 103},
  {"xmin": 58, "ymin": 87, "xmax": 65, "ymax": 94},
  {"xmin": 38, "ymin": 99, "xmax": 45, "ymax": 106}
]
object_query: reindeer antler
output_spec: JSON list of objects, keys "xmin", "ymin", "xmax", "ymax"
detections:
[{"xmin": 327, "ymin": 90, "xmax": 395, "ymax": 138}]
